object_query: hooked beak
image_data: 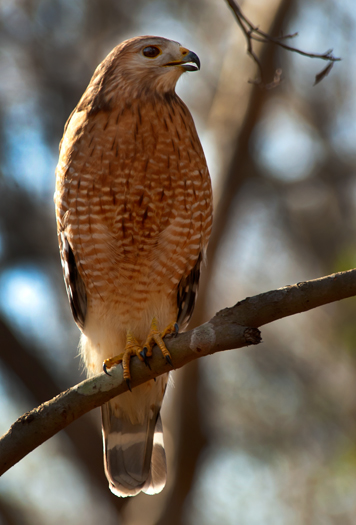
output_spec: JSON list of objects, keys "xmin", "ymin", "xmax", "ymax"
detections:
[{"xmin": 165, "ymin": 49, "xmax": 200, "ymax": 72}]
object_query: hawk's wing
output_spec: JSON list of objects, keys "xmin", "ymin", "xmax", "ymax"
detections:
[
  {"xmin": 176, "ymin": 252, "xmax": 202, "ymax": 330},
  {"xmin": 59, "ymin": 232, "xmax": 87, "ymax": 331}
]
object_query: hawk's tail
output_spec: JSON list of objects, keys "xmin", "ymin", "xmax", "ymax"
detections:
[{"xmin": 101, "ymin": 399, "xmax": 167, "ymax": 497}]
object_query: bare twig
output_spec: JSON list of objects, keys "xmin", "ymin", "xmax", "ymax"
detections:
[
  {"xmin": 225, "ymin": 0, "xmax": 341, "ymax": 87},
  {"xmin": 1, "ymin": 268, "xmax": 356, "ymax": 476},
  {"xmin": 193, "ymin": 0, "xmax": 294, "ymax": 328}
]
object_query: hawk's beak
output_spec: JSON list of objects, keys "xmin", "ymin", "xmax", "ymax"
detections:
[{"xmin": 165, "ymin": 48, "xmax": 200, "ymax": 72}]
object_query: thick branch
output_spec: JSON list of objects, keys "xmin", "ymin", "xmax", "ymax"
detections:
[
  {"xmin": 1, "ymin": 269, "xmax": 356, "ymax": 476},
  {"xmin": 0, "ymin": 318, "xmax": 107, "ymax": 487}
]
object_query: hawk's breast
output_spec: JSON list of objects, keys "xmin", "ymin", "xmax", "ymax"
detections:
[{"xmin": 55, "ymin": 95, "xmax": 212, "ymax": 315}]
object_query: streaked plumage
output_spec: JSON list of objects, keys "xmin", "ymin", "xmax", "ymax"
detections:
[{"xmin": 55, "ymin": 35, "xmax": 213, "ymax": 497}]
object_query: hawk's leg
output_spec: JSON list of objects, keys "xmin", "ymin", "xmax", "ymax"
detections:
[{"xmin": 103, "ymin": 318, "xmax": 177, "ymax": 387}]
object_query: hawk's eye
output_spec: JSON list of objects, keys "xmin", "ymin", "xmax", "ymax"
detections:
[{"xmin": 143, "ymin": 46, "xmax": 161, "ymax": 58}]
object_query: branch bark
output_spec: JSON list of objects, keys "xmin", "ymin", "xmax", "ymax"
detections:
[
  {"xmin": 1, "ymin": 268, "xmax": 355, "ymax": 476},
  {"xmin": 0, "ymin": 318, "xmax": 105, "ymax": 486}
]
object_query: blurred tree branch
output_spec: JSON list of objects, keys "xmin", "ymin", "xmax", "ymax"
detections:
[
  {"xmin": 226, "ymin": 0, "xmax": 341, "ymax": 86},
  {"xmin": 177, "ymin": 2, "xmax": 298, "ymax": 521},
  {"xmin": 1, "ymin": 268, "xmax": 356, "ymax": 477},
  {"xmin": 156, "ymin": 361, "xmax": 207, "ymax": 525},
  {"xmin": 164, "ymin": 2, "xmax": 299, "ymax": 518},
  {"xmin": 195, "ymin": 0, "xmax": 298, "ymax": 327}
]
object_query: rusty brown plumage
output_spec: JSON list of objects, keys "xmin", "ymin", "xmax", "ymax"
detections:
[{"xmin": 55, "ymin": 35, "xmax": 212, "ymax": 497}]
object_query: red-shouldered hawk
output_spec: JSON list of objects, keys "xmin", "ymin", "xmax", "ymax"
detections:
[{"xmin": 55, "ymin": 36, "xmax": 213, "ymax": 497}]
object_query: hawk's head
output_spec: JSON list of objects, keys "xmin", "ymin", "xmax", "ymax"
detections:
[{"xmin": 85, "ymin": 36, "xmax": 200, "ymax": 107}]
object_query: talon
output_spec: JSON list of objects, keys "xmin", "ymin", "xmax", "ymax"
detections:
[
  {"xmin": 142, "ymin": 356, "xmax": 151, "ymax": 369},
  {"xmin": 103, "ymin": 363, "xmax": 111, "ymax": 376},
  {"xmin": 140, "ymin": 347, "xmax": 148, "ymax": 359},
  {"xmin": 126, "ymin": 378, "xmax": 132, "ymax": 392},
  {"xmin": 166, "ymin": 355, "xmax": 174, "ymax": 368},
  {"xmin": 174, "ymin": 322, "xmax": 179, "ymax": 336},
  {"xmin": 140, "ymin": 347, "xmax": 151, "ymax": 368}
]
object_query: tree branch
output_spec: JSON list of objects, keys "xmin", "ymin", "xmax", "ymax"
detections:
[
  {"xmin": 1, "ymin": 269, "xmax": 356, "ymax": 476},
  {"xmin": 225, "ymin": 0, "xmax": 341, "ymax": 87},
  {"xmin": 0, "ymin": 318, "xmax": 109, "ymax": 491}
]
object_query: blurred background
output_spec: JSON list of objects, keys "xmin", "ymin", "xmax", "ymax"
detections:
[{"xmin": 1, "ymin": 0, "xmax": 356, "ymax": 523}]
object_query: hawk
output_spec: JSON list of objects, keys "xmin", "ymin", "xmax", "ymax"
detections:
[{"xmin": 55, "ymin": 36, "xmax": 213, "ymax": 497}]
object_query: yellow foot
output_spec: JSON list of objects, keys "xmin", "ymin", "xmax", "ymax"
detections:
[
  {"xmin": 103, "ymin": 331, "xmax": 143, "ymax": 390},
  {"xmin": 103, "ymin": 318, "xmax": 178, "ymax": 390},
  {"xmin": 142, "ymin": 317, "xmax": 178, "ymax": 367}
]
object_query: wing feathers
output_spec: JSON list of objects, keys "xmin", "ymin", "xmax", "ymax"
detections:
[
  {"xmin": 176, "ymin": 252, "xmax": 202, "ymax": 329},
  {"xmin": 59, "ymin": 232, "xmax": 87, "ymax": 330}
]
